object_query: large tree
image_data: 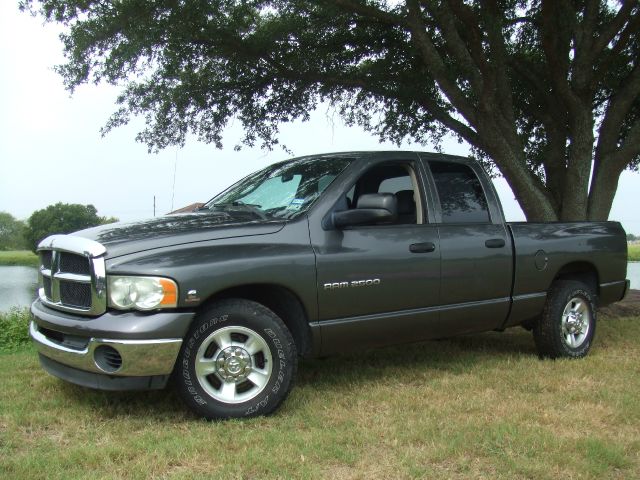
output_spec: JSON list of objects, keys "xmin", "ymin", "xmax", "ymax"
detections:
[
  {"xmin": 23, "ymin": 0, "xmax": 640, "ymax": 221},
  {"xmin": 26, "ymin": 203, "xmax": 117, "ymax": 251}
]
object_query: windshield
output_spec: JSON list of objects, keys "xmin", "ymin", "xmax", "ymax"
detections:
[{"xmin": 204, "ymin": 156, "xmax": 352, "ymax": 219}]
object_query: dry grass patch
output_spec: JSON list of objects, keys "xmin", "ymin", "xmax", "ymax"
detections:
[{"xmin": 1, "ymin": 314, "xmax": 639, "ymax": 479}]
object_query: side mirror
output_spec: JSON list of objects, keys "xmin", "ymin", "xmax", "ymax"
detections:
[{"xmin": 332, "ymin": 193, "xmax": 398, "ymax": 228}]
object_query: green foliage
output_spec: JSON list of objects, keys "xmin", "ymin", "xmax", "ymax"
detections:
[
  {"xmin": 628, "ymin": 233, "xmax": 637, "ymax": 241},
  {"xmin": 0, "ymin": 308, "xmax": 31, "ymax": 352},
  {"xmin": 629, "ymin": 244, "xmax": 640, "ymax": 261},
  {"xmin": 25, "ymin": 203, "xmax": 117, "ymax": 251},
  {"xmin": 0, "ymin": 212, "xmax": 28, "ymax": 251},
  {"xmin": 21, "ymin": 1, "xmax": 640, "ymax": 221}
]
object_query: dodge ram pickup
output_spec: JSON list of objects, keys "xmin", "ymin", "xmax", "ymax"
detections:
[{"xmin": 30, "ymin": 151, "xmax": 630, "ymax": 419}]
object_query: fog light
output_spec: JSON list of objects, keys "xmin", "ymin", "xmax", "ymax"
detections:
[{"xmin": 94, "ymin": 345, "xmax": 123, "ymax": 373}]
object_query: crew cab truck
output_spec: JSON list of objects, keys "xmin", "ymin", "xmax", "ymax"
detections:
[{"xmin": 30, "ymin": 151, "xmax": 630, "ymax": 419}]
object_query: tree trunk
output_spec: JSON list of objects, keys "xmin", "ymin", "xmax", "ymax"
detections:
[
  {"xmin": 478, "ymin": 122, "xmax": 559, "ymax": 222},
  {"xmin": 587, "ymin": 157, "xmax": 625, "ymax": 221},
  {"xmin": 559, "ymin": 108, "xmax": 594, "ymax": 221}
]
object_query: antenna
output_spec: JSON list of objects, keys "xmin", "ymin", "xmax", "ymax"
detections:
[{"xmin": 171, "ymin": 148, "xmax": 178, "ymax": 211}]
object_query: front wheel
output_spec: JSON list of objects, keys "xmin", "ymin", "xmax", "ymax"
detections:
[
  {"xmin": 533, "ymin": 280, "xmax": 596, "ymax": 359},
  {"xmin": 176, "ymin": 299, "xmax": 297, "ymax": 419}
]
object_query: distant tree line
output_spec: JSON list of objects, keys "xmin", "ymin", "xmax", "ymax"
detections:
[
  {"xmin": 629, "ymin": 233, "xmax": 638, "ymax": 241},
  {"xmin": 0, "ymin": 203, "xmax": 118, "ymax": 252},
  {"xmin": 0, "ymin": 212, "xmax": 28, "ymax": 250}
]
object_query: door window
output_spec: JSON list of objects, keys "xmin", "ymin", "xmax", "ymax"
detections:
[
  {"xmin": 429, "ymin": 161, "xmax": 490, "ymax": 223},
  {"xmin": 349, "ymin": 163, "xmax": 423, "ymax": 224}
]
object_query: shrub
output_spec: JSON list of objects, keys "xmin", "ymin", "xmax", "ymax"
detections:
[{"xmin": 0, "ymin": 308, "xmax": 31, "ymax": 352}]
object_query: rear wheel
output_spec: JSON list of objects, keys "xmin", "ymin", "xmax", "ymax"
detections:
[
  {"xmin": 176, "ymin": 299, "xmax": 297, "ymax": 419},
  {"xmin": 533, "ymin": 280, "xmax": 596, "ymax": 359}
]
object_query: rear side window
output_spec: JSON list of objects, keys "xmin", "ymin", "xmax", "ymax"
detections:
[{"xmin": 429, "ymin": 161, "xmax": 490, "ymax": 223}]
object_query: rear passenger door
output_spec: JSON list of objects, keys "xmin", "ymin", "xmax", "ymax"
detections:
[{"xmin": 424, "ymin": 158, "xmax": 513, "ymax": 333}]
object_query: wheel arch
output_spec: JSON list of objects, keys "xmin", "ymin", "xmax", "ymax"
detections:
[
  {"xmin": 552, "ymin": 262, "xmax": 599, "ymax": 296},
  {"xmin": 196, "ymin": 284, "xmax": 313, "ymax": 356}
]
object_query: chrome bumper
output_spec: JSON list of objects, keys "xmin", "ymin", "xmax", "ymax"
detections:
[{"xmin": 30, "ymin": 321, "xmax": 182, "ymax": 377}]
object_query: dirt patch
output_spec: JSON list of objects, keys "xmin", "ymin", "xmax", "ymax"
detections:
[{"xmin": 600, "ymin": 289, "xmax": 640, "ymax": 317}]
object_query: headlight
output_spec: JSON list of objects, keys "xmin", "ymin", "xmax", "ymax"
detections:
[{"xmin": 108, "ymin": 276, "xmax": 178, "ymax": 311}]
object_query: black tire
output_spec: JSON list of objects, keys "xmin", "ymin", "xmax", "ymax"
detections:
[
  {"xmin": 533, "ymin": 280, "xmax": 597, "ymax": 359},
  {"xmin": 176, "ymin": 299, "xmax": 297, "ymax": 420}
]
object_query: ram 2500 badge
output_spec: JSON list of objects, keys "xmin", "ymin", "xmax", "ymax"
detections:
[{"xmin": 30, "ymin": 151, "xmax": 629, "ymax": 419}]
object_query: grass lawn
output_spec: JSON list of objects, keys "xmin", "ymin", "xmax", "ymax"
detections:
[
  {"xmin": 629, "ymin": 243, "xmax": 640, "ymax": 261},
  {"xmin": 0, "ymin": 250, "xmax": 38, "ymax": 267},
  {"xmin": 1, "ymin": 313, "xmax": 639, "ymax": 479}
]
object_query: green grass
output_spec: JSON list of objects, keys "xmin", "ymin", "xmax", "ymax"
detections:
[
  {"xmin": 629, "ymin": 243, "xmax": 640, "ymax": 261},
  {"xmin": 1, "ymin": 313, "xmax": 639, "ymax": 479},
  {"xmin": 0, "ymin": 250, "xmax": 38, "ymax": 267}
]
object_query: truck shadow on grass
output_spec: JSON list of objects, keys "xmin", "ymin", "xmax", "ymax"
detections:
[
  {"xmin": 55, "ymin": 382, "xmax": 189, "ymax": 422},
  {"xmin": 297, "ymin": 328, "xmax": 537, "ymax": 389},
  {"xmin": 54, "ymin": 327, "xmax": 537, "ymax": 420}
]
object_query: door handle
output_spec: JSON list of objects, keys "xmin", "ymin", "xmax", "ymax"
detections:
[
  {"xmin": 485, "ymin": 238, "xmax": 506, "ymax": 248},
  {"xmin": 409, "ymin": 242, "xmax": 436, "ymax": 253}
]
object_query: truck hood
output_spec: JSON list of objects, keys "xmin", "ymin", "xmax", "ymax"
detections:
[{"xmin": 74, "ymin": 212, "xmax": 286, "ymax": 259}]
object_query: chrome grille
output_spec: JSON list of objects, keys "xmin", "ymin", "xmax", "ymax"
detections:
[
  {"xmin": 37, "ymin": 235, "xmax": 107, "ymax": 316},
  {"xmin": 40, "ymin": 251, "xmax": 52, "ymax": 269},
  {"xmin": 43, "ymin": 276, "xmax": 52, "ymax": 299},
  {"xmin": 59, "ymin": 252, "xmax": 91, "ymax": 275},
  {"xmin": 60, "ymin": 281, "xmax": 92, "ymax": 308}
]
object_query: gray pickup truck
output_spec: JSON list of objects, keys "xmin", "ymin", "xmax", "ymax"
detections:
[{"xmin": 30, "ymin": 151, "xmax": 629, "ymax": 419}]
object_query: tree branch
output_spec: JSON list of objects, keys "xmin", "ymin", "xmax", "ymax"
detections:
[
  {"xmin": 445, "ymin": 0, "xmax": 492, "ymax": 77},
  {"xmin": 330, "ymin": 0, "xmax": 406, "ymax": 26},
  {"xmin": 608, "ymin": 118, "xmax": 640, "ymax": 167},
  {"xmin": 421, "ymin": 0, "xmax": 484, "ymax": 92},
  {"xmin": 591, "ymin": 7, "xmax": 639, "ymax": 87},
  {"xmin": 404, "ymin": 0, "xmax": 478, "ymax": 124},
  {"xmin": 211, "ymin": 30, "xmax": 482, "ymax": 151},
  {"xmin": 479, "ymin": 0, "xmax": 516, "ymax": 127},
  {"xmin": 596, "ymin": 62, "xmax": 640, "ymax": 156},
  {"xmin": 416, "ymin": 95, "xmax": 481, "ymax": 146},
  {"xmin": 540, "ymin": 0, "xmax": 582, "ymax": 112},
  {"xmin": 590, "ymin": 0, "xmax": 637, "ymax": 57},
  {"xmin": 610, "ymin": 9, "xmax": 640, "ymax": 56},
  {"xmin": 573, "ymin": 0, "xmax": 599, "ymax": 93}
]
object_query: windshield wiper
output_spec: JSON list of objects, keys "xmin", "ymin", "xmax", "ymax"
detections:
[{"xmin": 211, "ymin": 201, "xmax": 269, "ymax": 220}]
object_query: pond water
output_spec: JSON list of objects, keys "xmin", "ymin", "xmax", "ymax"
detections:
[
  {"xmin": 628, "ymin": 262, "xmax": 639, "ymax": 290},
  {"xmin": 0, "ymin": 266, "xmax": 39, "ymax": 312},
  {"xmin": 0, "ymin": 263, "xmax": 638, "ymax": 313}
]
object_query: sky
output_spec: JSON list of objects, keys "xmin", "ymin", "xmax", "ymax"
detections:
[{"xmin": 0, "ymin": 2, "xmax": 638, "ymax": 234}]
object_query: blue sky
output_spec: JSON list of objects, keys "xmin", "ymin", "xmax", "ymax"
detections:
[{"xmin": 1, "ymin": 2, "xmax": 638, "ymax": 234}]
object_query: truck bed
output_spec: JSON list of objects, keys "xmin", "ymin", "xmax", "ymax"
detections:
[{"xmin": 503, "ymin": 221, "xmax": 628, "ymax": 328}]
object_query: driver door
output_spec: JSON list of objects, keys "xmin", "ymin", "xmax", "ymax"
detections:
[{"xmin": 308, "ymin": 154, "xmax": 442, "ymax": 354}]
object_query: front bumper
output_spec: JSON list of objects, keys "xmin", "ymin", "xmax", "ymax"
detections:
[
  {"xmin": 38, "ymin": 354, "xmax": 172, "ymax": 391},
  {"xmin": 30, "ymin": 300, "xmax": 194, "ymax": 388},
  {"xmin": 30, "ymin": 321, "xmax": 182, "ymax": 377}
]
